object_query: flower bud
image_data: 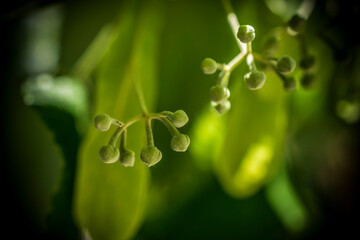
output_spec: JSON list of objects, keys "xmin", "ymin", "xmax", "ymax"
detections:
[
  {"xmin": 99, "ymin": 145, "xmax": 120, "ymax": 163},
  {"xmin": 140, "ymin": 146, "xmax": 162, "ymax": 167},
  {"xmin": 300, "ymin": 73, "xmax": 315, "ymax": 89},
  {"xmin": 201, "ymin": 58, "xmax": 217, "ymax": 75},
  {"xmin": 283, "ymin": 77, "xmax": 297, "ymax": 92},
  {"xmin": 171, "ymin": 134, "xmax": 190, "ymax": 152},
  {"xmin": 277, "ymin": 56, "xmax": 296, "ymax": 74},
  {"xmin": 210, "ymin": 85, "xmax": 230, "ymax": 103},
  {"xmin": 288, "ymin": 14, "xmax": 306, "ymax": 32},
  {"xmin": 215, "ymin": 100, "xmax": 231, "ymax": 115},
  {"xmin": 94, "ymin": 114, "xmax": 112, "ymax": 131},
  {"xmin": 300, "ymin": 55, "xmax": 316, "ymax": 70},
  {"xmin": 170, "ymin": 110, "xmax": 189, "ymax": 128},
  {"xmin": 262, "ymin": 35, "xmax": 279, "ymax": 54},
  {"xmin": 237, "ymin": 25, "xmax": 255, "ymax": 43},
  {"xmin": 120, "ymin": 149, "xmax": 135, "ymax": 167},
  {"xmin": 244, "ymin": 70, "xmax": 266, "ymax": 90}
]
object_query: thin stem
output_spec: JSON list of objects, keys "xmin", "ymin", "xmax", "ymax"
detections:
[
  {"xmin": 145, "ymin": 118, "xmax": 154, "ymax": 146},
  {"xmin": 124, "ymin": 114, "xmax": 144, "ymax": 128},
  {"xmin": 108, "ymin": 114, "xmax": 143, "ymax": 146},
  {"xmin": 221, "ymin": 0, "xmax": 246, "ymax": 52},
  {"xmin": 226, "ymin": 51, "xmax": 248, "ymax": 72},
  {"xmin": 131, "ymin": 74, "xmax": 148, "ymax": 115},
  {"xmin": 247, "ymin": 42, "xmax": 252, "ymax": 54},
  {"xmin": 109, "ymin": 126, "xmax": 123, "ymax": 146},
  {"xmin": 71, "ymin": 24, "xmax": 115, "ymax": 82},
  {"xmin": 120, "ymin": 128, "xmax": 127, "ymax": 151},
  {"xmin": 246, "ymin": 53, "xmax": 257, "ymax": 71},
  {"xmin": 155, "ymin": 117, "xmax": 180, "ymax": 136},
  {"xmin": 271, "ymin": 65, "xmax": 288, "ymax": 83},
  {"xmin": 219, "ymin": 71, "xmax": 231, "ymax": 86},
  {"xmin": 253, "ymin": 52, "xmax": 277, "ymax": 64}
]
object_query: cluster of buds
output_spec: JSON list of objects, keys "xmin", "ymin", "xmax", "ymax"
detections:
[
  {"xmin": 94, "ymin": 110, "xmax": 190, "ymax": 167},
  {"xmin": 201, "ymin": 23, "xmax": 298, "ymax": 115}
]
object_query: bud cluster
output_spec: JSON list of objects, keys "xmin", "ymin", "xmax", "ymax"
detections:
[
  {"xmin": 201, "ymin": 22, "xmax": 303, "ymax": 115},
  {"xmin": 94, "ymin": 110, "xmax": 190, "ymax": 167}
]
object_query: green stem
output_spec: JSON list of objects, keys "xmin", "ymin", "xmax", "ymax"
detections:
[
  {"xmin": 71, "ymin": 24, "xmax": 115, "ymax": 82},
  {"xmin": 120, "ymin": 128, "xmax": 127, "ymax": 151},
  {"xmin": 145, "ymin": 118, "xmax": 154, "ymax": 146},
  {"xmin": 132, "ymin": 74, "xmax": 148, "ymax": 115},
  {"xmin": 226, "ymin": 51, "xmax": 248, "ymax": 72},
  {"xmin": 125, "ymin": 114, "xmax": 144, "ymax": 127},
  {"xmin": 253, "ymin": 52, "xmax": 276, "ymax": 64},
  {"xmin": 108, "ymin": 114, "xmax": 143, "ymax": 146},
  {"xmin": 156, "ymin": 117, "xmax": 179, "ymax": 136},
  {"xmin": 109, "ymin": 126, "xmax": 123, "ymax": 146},
  {"xmin": 221, "ymin": 0, "xmax": 246, "ymax": 52},
  {"xmin": 246, "ymin": 53, "xmax": 257, "ymax": 72},
  {"xmin": 271, "ymin": 65, "xmax": 288, "ymax": 83},
  {"xmin": 219, "ymin": 71, "xmax": 231, "ymax": 86},
  {"xmin": 247, "ymin": 42, "xmax": 252, "ymax": 53}
]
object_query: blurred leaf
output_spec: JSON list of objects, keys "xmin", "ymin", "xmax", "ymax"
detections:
[
  {"xmin": 191, "ymin": 106, "xmax": 226, "ymax": 170},
  {"xmin": 22, "ymin": 74, "xmax": 89, "ymax": 131},
  {"xmin": 74, "ymin": 0, "xmax": 165, "ymax": 239},
  {"xmin": 266, "ymin": 163, "xmax": 308, "ymax": 233},
  {"xmin": 214, "ymin": 71, "xmax": 288, "ymax": 198},
  {"xmin": 22, "ymin": 74, "xmax": 89, "ymax": 238}
]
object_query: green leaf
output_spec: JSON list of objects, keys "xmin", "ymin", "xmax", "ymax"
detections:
[
  {"xmin": 22, "ymin": 74, "xmax": 89, "ymax": 238},
  {"xmin": 74, "ymin": 1, "xmax": 165, "ymax": 239},
  {"xmin": 266, "ymin": 164, "xmax": 308, "ymax": 233}
]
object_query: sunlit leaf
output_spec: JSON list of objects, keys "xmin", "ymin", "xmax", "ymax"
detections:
[
  {"xmin": 266, "ymin": 164, "xmax": 308, "ymax": 232},
  {"xmin": 214, "ymin": 70, "xmax": 288, "ymax": 198}
]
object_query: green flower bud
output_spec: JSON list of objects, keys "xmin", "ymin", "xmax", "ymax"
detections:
[
  {"xmin": 94, "ymin": 114, "xmax": 112, "ymax": 131},
  {"xmin": 99, "ymin": 145, "xmax": 120, "ymax": 163},
  {"xmin": 201, "ymin": 58, "xmax": 217, "ymax": 75},
  {"xmin": 244, "ymin": 70, "xmax": 266, "ymax": 90},
  {"xmin": 120, "ymin": 149, "xmax": 135, "ymax": 167},
  {"xmin": 262, "ymin": 35, "xmax": 279, "ymax": 54},
  {"xmin": 237, "ymin": 25, "xmax": 255, "ymax": 43},
  {"xmin": 215, "ymin": 100, "xmax": 231, "ymax": 115},
  {"xmin": 171, "ymin": 134, "xmax": 190, "ymax": 152},
  {"xmin": 283, "ymin": 77, "xmax": 297, "ymax": 92},
  {"xmin": 300, "ymin": 73, "xmax": 315, "ymax": 89},
  {"xmin": 210, "ymin": 85, "xmax": 230, "ymax": 103},
  {"xmin": 288, "ymin": 14, "xmax": 306, "ymax": 32},
  {"xmin": 300, "ymin": 55, "xmax": 316, "ymax": 70},
  {"xmin": 277, "ymin": 56, "xmax": 296, "ymax": 74},
  {"xmin": 140, "ymin": 146, "xmax": 162, "ymax": 167},
  {"xmin": 170, "ymin": 110, "xmax": 189, "ymax": 128}
]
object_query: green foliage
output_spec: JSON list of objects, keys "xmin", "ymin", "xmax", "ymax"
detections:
[
  {"xmin": 21, "ymin": 74, "xmax": 88, "ymax": 239},
  {"xmin": 6, "ymin": 0, "xmax": 359, "ymax": 239}
]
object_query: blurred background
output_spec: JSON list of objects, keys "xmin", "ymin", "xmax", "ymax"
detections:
[{"xmin": 2, "ymin": 0, "xmax": 360, "ymax": 239}]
